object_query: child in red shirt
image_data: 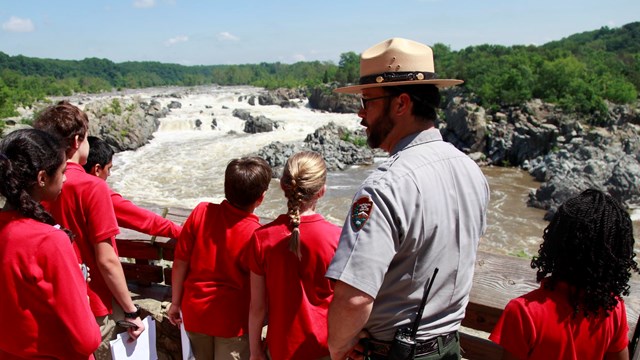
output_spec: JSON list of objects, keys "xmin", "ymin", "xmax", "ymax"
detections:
[
  {"xmin": 83, "ymin": 136, "xmax": 182, "ymax": 239},
  {"xmin": 490, "ymin": 189, "xmax": 639, "ymax": 359},
  {"xmin": 34, "ymin": 101, "xmax": 145, "ymax": 360},
  {"xmin": 167, "ymin": 156, "xmax": 272, "ymax": 359},
  {"xmin": 0, "ymin": 129, "xmax": 101, "ymax": 359},
  {"xmin": 248, "ymin": 151, "xmax": 341, "ymax": 360}
]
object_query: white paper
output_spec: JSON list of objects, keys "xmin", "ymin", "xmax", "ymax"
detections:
[
  {"xmin": 110, "ymin": 316, "xmax": 157, "ymax": 360},
  {"xmin": 180, "ymin": 310, "xmax": 194, "ymax": 360}
]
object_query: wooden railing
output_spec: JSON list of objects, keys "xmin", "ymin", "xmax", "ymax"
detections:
[{"xmin": 117, "ymin": 207, "xmax": 640, "ymax": 359}]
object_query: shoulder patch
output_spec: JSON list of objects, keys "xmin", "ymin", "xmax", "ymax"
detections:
[{"xmin": 351, "ymin": 196, "xmax": 373, "ymax": 232}]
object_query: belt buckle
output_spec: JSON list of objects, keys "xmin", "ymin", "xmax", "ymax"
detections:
[
  {"xmin": 414, "ymin": 332, "xmax": 457, "ymax": 357},
  {"xmin": 415, "ymin": 337, "xmax": 439, "ymax": 356}
]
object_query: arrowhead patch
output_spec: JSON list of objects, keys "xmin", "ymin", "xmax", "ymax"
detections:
[{"xmin": 351, "ymin": 196, "xmax": 373, "ymax": 231}]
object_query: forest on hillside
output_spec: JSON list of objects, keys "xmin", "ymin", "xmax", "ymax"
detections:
[{"xmin": 1, "ymin": 21, "xmax": 639, "ymax": 125}]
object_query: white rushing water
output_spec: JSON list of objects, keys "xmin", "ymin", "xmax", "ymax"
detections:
[
  {"xmin": 108, "ymin": 85, "xmax": 363, "ymax": 222},
  {"xmin": 97, "ymin": 85, "xmax": 638, "ymax": 257}
]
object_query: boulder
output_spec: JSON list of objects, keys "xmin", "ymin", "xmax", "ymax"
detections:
[
  {"xmin": 244, "ymin": 115, "xmax": 279, "ymax": 134},
  {"xmin": 167, "ymin": 101, "xmax": 182, "ymax": 109}
]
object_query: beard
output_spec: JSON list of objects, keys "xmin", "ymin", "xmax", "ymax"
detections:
[{"xmin": 364, "ymin": 104, "xmax": 395, "ymax": 149}]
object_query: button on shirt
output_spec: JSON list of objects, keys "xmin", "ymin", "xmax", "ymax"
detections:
[{"xmin": 326, "ymin": 128, "xmax": 490, "ymax": 341}]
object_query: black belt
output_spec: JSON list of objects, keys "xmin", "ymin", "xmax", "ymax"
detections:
[{"xmin": 368, "ymin": 332, "xmax": 458, "ymax": 357}]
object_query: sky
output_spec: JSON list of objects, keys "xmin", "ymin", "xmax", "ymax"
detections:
[{"xmin": 1, "ymin": 0, "xmax": 639, "ymax": 66}]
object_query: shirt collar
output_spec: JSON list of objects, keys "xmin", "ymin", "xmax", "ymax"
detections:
[{"xmin": 390, "ymin": 128, "xmax": 443, "ymax": 155}]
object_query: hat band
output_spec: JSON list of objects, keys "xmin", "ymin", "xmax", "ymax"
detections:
[{"xmin": 359, "ymin": 71, "xmax": 437, "ymax": 85}]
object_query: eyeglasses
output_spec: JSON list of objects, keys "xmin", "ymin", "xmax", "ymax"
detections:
[{"xmin": 360, "ymin": 95, "xmax": 393, "ymax": 109}]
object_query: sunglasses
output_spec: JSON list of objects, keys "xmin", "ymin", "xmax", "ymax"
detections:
[{"xmin": 360, "ymin": 95, "xmax": 393, "ymax": 109}]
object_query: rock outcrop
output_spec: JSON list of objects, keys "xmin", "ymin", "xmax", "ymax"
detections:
[
  {"xmin": 307, "ymin": 84, "xmax": 359, "ymax": 114},
  {"xmin": 83, "ymin": 97, "xmax": 169, "ymax": 151},
  {"xmin": 255, "ymin": 122, "xmax": 376, "ymax": 178},
  {"xmin": 438, "ymin": 93, "xmax": 640, "ymax": 217},
  {"xmin": 527, "ymin": 124, "xmax": 640, "ymax": 218}
]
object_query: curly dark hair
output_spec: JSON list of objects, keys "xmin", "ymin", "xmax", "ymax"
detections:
[{"xmin": 531, "ymin": 189, "xmax": 639, "ymax": 317}]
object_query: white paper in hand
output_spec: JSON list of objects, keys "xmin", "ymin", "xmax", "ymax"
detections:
[
  {"xmin": 180, "ymin": 310, "xmax": 195, "ymax": 360},
  {"xmin": 110, "ymin": 316, "xmax": 157, "ymax": 360}
]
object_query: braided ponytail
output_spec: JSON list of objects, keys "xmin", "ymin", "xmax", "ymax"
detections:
[
  {"xmin": 286, "ymin": 178, "xmax": 303, "ymax": 259},
  {"xmin": 281, "ymin": 151, "xmax": 327, "ymax": 260}
]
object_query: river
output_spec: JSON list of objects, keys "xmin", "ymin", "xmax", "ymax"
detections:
[{"xmin": 89, "ymin": 85, "xmax": 637, "ymax": 257}]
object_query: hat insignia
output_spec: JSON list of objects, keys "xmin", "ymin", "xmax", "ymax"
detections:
[{"xmin": 351, "ymin": 196, "xmax": 373, "ymax": 231}]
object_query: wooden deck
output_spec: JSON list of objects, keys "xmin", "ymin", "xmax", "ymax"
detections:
[{"xmin": 117, "ymin": 206, "xmax": 640, "ymax": 359}]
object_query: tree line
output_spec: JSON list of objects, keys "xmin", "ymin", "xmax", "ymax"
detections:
[{"xmin": 1, "ymin": 22, "xmax": 638, "ymax": 123}]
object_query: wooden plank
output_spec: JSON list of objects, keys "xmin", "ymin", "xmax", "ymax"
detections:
[
  {"xmin": 116, "ymin": 240, "xmax": 161, "ymax": 260},
  {"xmin": 164, "ymin": 267, "xmax": 173, "ymax": 286},
  {"xmin": 462, "ymin": 302, "xmax": 503, "ymax": 334},
  {"xmin": 157, "ymin": 238, "xmax": 177, "ymax": 261},
  {"xmin": 117, "ymin": 227, "xmax": 153, "ymax": 241},
  {"xmin": 470, "ymin": 251, "xmax": 640, "ymax": 349},
  {"xmin": 122, "ymin": 263, "xmax": 164, "ymax": 284},
  {"xmin": 631, "ymin": 312, "xmax": 640, "ymax": 360},
  {"xmin": 460, "ymin": 332, "xmax": 502, "ymax": 360},
  {"xmin": 467, "ymin": 251, "xmax": 538, "ymax": 333},
  {"xmin": 166, "ymin": 207, "xmax": 192, "ymax": 220},
  {"xmin": 625, "ymin": 279, "xmax": 640, "ymax": 347},
  {"xmin": 471, "ymin": 251, "xmax": 538, "ymax": 309}
]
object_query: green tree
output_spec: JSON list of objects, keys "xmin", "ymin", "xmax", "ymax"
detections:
[{"xmin": 335, "ymin": 52, "xmax": 359, "ymax": 85}]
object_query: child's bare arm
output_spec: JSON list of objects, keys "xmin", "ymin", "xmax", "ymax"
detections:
[
  {"xmin": 167, "ymin": 259, "xmax": 189, "ymax": 326},
  {"xmin": 94, "ymin": 240, "xmax": 145, "ymax": 339},
  {"xmin": 604, "ymin": 348, "xmax": 629, "ymax": 360}
]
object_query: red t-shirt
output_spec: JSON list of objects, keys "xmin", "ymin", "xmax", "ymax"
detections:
[
  {"xmin": 111, "ymin": 190, "xmax": 182, "ymax": 239},
  {"xmin": 44, "ymin": 162, "xmax": 120, "ymax": 316},
  {"xmin": 174, "ymin": 200, "xmax": 261, "ymax": 337},
  {"xmin": 0, "ymin": 211, "xmax": 101, "ymax": 359},
  {"xmin": 490, "ymin": 280, "xmax": 629, "ymax": 359},
  {"xmin": 248, "ymin": 214, "xmax": 341, "ymax": 360}
]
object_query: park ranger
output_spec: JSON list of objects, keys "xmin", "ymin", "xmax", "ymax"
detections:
[{"xmin": 326, "ymin": 38, "xmax": 490, "ymax": 360}]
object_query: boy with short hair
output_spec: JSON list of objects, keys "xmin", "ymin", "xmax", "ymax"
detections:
[
  {"xmin": 167, "ymin": 156, "xmax": 272, "ymax": 359},
  {"xmin": 34, "ymin": 101, "xmax": 145, "ymax": 360},
  {"xmin": 83, "ymin": 136, "xmax": 182, "ymax": 239}
]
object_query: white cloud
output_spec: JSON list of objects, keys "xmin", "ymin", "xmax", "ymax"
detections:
[
  {"xmin": 2, "ymin": 16, "xmax": 35, "ymax": 32},
  {"xmin": 292, "ymin": 54, "xmax": 306, "ymax": 62},
  {"xmin": 133, "ymin": 0, "xmax": 156, "ymax": 9},
  {"xmin": 165, "ymin": 35, "xmax": 189, "ymax": 46},
  {"xmin": 217, "ymin": 32, "xmax": 239, "ymax": 41}
]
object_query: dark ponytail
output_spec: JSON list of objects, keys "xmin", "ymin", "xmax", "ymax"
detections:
[{"xmin": 0, "ymin": 129, "xmax": 66, "ymax": 230}]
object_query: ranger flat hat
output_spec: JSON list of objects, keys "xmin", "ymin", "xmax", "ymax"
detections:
[{"xmin": 334, "ymin": 38, "xmax": 463, "ymax": 94}]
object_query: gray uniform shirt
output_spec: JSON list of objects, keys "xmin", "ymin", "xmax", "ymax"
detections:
[{"xmin": 326, "ymin": 128, "xmax": 490, "ymax": 341}]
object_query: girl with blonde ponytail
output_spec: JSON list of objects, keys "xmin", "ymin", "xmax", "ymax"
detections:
[{"xmin": 248, "ymin": 151, "xmax": 341, "ymax": 360}]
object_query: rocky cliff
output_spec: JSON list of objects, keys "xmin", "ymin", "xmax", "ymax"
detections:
[{"xmin": 306, "ymin": 84, "xmax": 640, "ymax": 217}]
